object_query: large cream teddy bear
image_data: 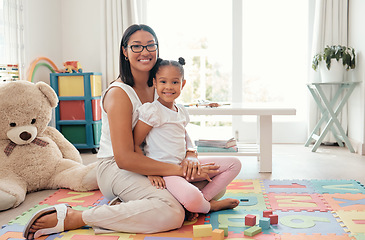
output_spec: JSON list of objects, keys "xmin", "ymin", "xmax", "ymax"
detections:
[{"xmin": 0, "ymin": 80, "xmax": 98, "ymax": 211}]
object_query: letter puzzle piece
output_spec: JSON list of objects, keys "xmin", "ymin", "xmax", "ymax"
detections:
[
  {"xmin": 39, "ymin": 189, "xmax": 103, "ymax": 207},
  {"xmin": 263, "ymin": 179, "xmax": 315, "ymax": 193},
  {"xmin": 265, "ymin": 193, "xmax": 331, "ymax": 212}
]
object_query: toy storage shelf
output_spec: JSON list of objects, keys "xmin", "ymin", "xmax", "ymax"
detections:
[{"xmin": 50, "ymin": 72, "xmax": 102, "ymax": 153}]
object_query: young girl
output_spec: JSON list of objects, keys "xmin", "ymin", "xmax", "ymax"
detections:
[{"xmin": 133, "ymin": 57, "xmax": 242, "ymax": 214}]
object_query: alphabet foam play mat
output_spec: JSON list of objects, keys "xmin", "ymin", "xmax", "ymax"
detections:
[{"xmin": 1, "ymin": 179, "xmax": 365, "ymax": 239}]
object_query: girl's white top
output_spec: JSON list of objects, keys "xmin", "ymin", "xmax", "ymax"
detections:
[
  {"xmin": 97, "ymin": 81, "xmax": 157, "ymax": 158},
  {"xmin": 137, "ymin": 100, "xmax": 190, "ymax": 165}
]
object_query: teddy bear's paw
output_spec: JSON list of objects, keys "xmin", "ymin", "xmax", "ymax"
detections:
[
  {"xmin": 81, "ymin": 162, "xmax": 99, "ymax": 191},
  {"xmin": 0, "ymin": 190, "xmax": 17, "ymax": 211}
]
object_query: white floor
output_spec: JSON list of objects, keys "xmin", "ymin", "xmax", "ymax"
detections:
[{"xmin": 1, "ymin": 144, "xmax": 364, "ymax": 227}]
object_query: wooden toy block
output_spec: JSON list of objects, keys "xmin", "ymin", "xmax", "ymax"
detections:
[
  {"xmin": 212, "ymin": 229, "xmax": 225, "ymax": 240},
  {"xmin": 263, "ymin": 210, "xmax": 273, "ymax": 217},
  {"xmin": 218, "ymin": 224, "xmax": 228, "ymax": 237},
  {"xmin": 244, "ymin": 226, "xmax": 262, "ymax": 237},
  {"xmin": 259, "ymin": 217, "xmax": 270, "ymax": 229},
  {"xmin": 193, "ymin": 224, "xmax": 212, "ymax": 237},
  {"xmin": 245, "ymin": 214, "xmax": 256, "ymax": 226},
  {"xmin": 269, "ymin": 214, "xmax": 278, "ymax": 224}
]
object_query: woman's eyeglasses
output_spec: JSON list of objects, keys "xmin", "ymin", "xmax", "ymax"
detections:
[{"xmin": 128, "ymin": 43, "xmax": 158, "ymax": 53}]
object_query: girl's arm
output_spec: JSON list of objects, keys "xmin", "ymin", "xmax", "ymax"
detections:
[
  {"xmin": 133, "ymin": 120, "xmax": 152, "ymax": 154},
  {"xmin": 104, "ymin": 86, "xmax": 184, "ymax": 176}
]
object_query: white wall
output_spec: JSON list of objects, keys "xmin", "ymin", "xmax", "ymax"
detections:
[
  {"xmin": 23, "ymin": 0, "xmax": 62, "ymax": 83},
  {"xmin": 23, "ymin": 0, "xmax": 103, "ymax": 84},
  {"xmin": 22, "ymin": 1, "xmax": 365, "ymax": 151},
  {"xmin": 348, "ymin": 0, "xmax": 365, "ymax": 154}
]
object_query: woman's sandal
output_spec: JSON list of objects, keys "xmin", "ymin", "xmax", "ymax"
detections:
[{"xmin": 23, "ymin": 203, "xmax": 70, "ymax": 239}]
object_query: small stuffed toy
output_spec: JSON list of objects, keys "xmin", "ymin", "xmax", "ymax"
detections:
[{"xmin": 0, "ymin": 80, "xmax": 98, "ymax": 211}]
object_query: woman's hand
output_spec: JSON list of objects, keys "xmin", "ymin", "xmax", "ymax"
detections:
[
  {"xmin": 181, "ymin": 157, "xmax": 219, "ymax": 181},
  {"xmin": 147, "ymin": 176, "xmax": 166, "ymax": 189},
  {"xmin": 181, "ymin": 155, "xmax": 201, "ymax": 180}
]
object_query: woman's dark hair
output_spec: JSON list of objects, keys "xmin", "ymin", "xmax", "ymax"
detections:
[
  {"xmin": 119, "ymin": 24, "xmax": 159, "ymax": 87},
  {"xmin": 151, "ymin": 57, "xmax": 186, "ymax": 81}
]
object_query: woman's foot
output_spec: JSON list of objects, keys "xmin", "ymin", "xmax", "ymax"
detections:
[
  {"xmin": 27, "ymin": 207, "xmax": 85, "ymax": 239},
  {"xmin": 210, "ymin": 198, "xmax": 240, "ymax": 212}
]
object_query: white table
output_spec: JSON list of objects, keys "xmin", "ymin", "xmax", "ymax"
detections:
[{"xmin": 186, "ymin": 104, "xmax": 296, "ymax": 173}]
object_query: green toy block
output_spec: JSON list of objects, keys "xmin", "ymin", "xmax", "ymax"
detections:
[
  {"xmin": 218, "ymin": 224, "xmax": 228, "ymax": 237},
  {"xmin": 244, "ymin": 226, "xmax": 262, "ymax": 237}
]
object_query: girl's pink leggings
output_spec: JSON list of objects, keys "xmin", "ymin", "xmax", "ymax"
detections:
[{"xmin": 163, "ymin": 156, "xmax": 241, "ymax": 213}]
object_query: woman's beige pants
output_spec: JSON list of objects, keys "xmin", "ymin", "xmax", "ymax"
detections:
[{"xmin": 82, "ymin": 158, "xmax": 185, "ymax": 234}]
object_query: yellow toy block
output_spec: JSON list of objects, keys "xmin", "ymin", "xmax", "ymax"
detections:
[
  {"xmin": 193, "ymin": 224, "xmax": 212, "ymax": 237},
  {"xmin": 212, "ymin": 229, "xmax": 225, "ymax": 240}
]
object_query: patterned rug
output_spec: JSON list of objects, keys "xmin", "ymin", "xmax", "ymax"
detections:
[{"xmin": 1, "ymin": 179, "xmax": 365, "ymax": 239}]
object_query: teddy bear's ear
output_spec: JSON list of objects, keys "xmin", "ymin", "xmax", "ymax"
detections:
[{"xmin": 36, "ymin": 82, "xmax": 58, "ymax": 108}]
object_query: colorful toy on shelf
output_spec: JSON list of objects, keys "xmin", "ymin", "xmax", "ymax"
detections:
[
  {"xmin": 0, "ymin": 64, "xmax": 19, "ymax": 82},
  {"xmin": 27, "ymin": 57, "xmax": 83, "ymax": 83},
  {"xmin": 63, "ymin": 61, "xmax": 83, "ymax": 73},
  {"xmin": 28, "ymin": 57, "xmax": 60, "ymax": 82}
]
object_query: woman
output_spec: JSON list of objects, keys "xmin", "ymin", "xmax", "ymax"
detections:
[{"xmin": 23, "ymin": 24, "xmax": 239, "ymax": 239}]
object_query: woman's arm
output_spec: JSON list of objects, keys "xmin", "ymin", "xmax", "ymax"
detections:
[
  {"xmin": 133, "ymin": 120, "xmax": 152, "ymax": 154},
  {"xmin": 104, "ymin": 86, "xmax": 183, "ymax": 176}
]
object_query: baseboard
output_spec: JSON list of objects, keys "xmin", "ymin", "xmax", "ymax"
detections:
[{"xmin": 349, "ymin": 137, "xmax": 365, "ymax": 155}]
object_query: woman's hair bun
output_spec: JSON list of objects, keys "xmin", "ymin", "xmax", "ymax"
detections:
[{"xmin": 178, "ymin": 57, "xmax": 185, "ymax": 66}]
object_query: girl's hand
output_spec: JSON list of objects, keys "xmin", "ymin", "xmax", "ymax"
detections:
[
  {"xmin": 194, "ymin": 163, "xmax": 220, "ymax": 182},
  {"xmin": 147, "ymin": 176, "xmax": 166, "ymax": 189}
]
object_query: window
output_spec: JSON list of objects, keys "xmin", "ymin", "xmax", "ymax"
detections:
[
  {"xmin": 0, "ymin": 0, "xmax": 5, "ymax": 63},
  {"xmin": 0, "ymin": 0, "xmax": 24, "ymax": 81},
  {"xmin": 145, "ymin": 0, "xmax": 309, "ymax": 143},
  {"xmin": 145, "ymin": 0, "xmax": 232, "ymax": 104}
]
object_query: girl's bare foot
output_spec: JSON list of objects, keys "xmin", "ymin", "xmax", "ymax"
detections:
[
  {"xmin": 185, "ymin": 209, "xmax": 199, "ymax": 222},
  {"xmin": 210, "ymin": 198, "xmax": 240, "ymax": 212},
  {"xmin": 28, "ymin": 208, "xmax": 85, "ymax": 236}
]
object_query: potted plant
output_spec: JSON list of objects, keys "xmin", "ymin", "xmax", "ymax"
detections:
[{"xmin": 312, "ymin": 45, "xmax": 356, "ymax": 83}]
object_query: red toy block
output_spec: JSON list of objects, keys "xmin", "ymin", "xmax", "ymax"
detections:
[
  {"xmin": 269, "ymin": 214, "xmax": 278, "ymax": 224},
  {"xmin": 263, "ymin": 210, "xmax": 273, "ymax": 217},
  {"xmin": 245, "ymin": 214, "xmax": 256, "ymax": 226}
]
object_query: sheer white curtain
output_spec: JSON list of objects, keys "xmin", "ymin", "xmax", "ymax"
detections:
[
  {"xmin": 1, "ymin": 0, "xmax": 25, "ymax": 79},
  {"xmin": 308, "ymin": 0, "xmax": 348, "ymax": 143},
  {"xmin": 100, "ymin": 0, "xmax": 142, "ymax": 89}
]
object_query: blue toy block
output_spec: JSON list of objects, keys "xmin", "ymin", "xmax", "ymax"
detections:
[{"xmin": 259, "ymin": 217, "xmax": 270, "ymax": 229}]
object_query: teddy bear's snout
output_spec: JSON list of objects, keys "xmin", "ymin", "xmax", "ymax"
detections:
[
  {"xmin": 20, "ymin": 131, "xmax": 32, "ymax": 141},
  {"xmin": 6, "ymin": 125, "xmax": 38, "ymax": 145}
]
